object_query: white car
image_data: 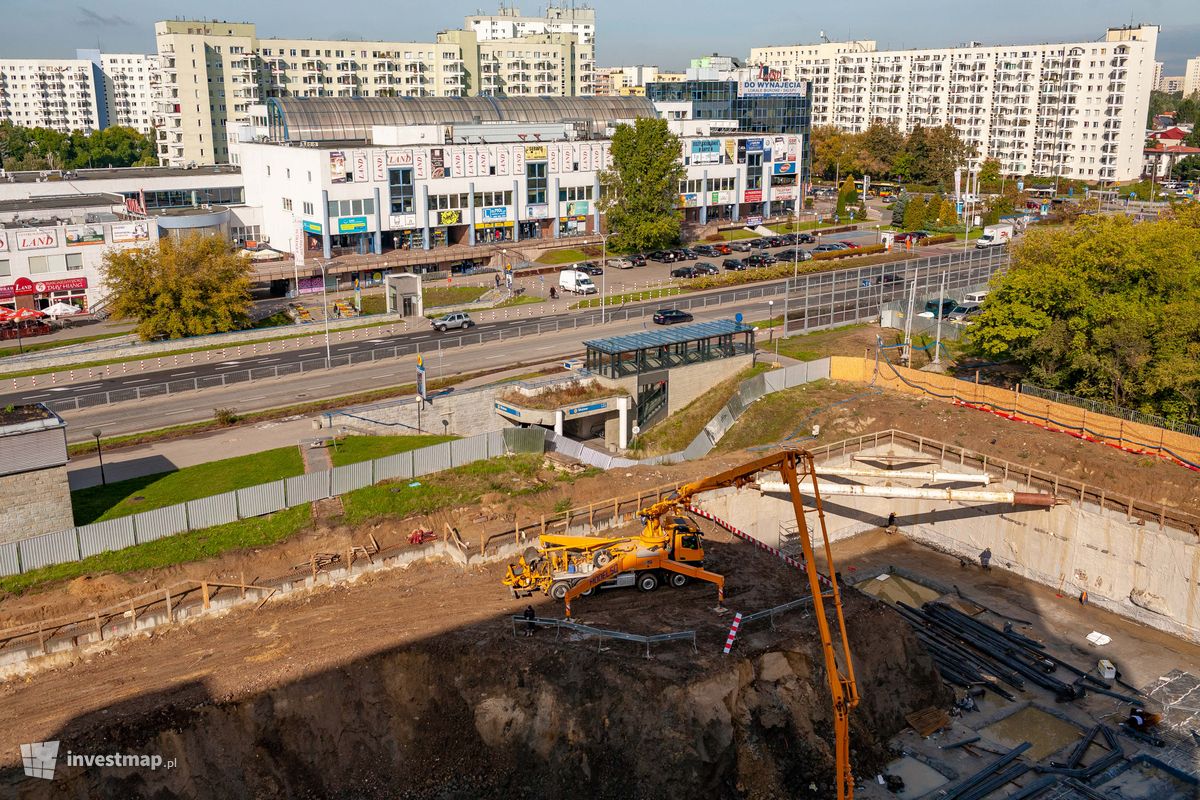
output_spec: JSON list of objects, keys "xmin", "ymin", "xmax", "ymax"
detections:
[
  {"xmin": 607, "ymin": 257, "xmax": 634, "ymax": 269},
  {"xmin": 431, "ymin": 312, "xmax": 474, "ymax": 332}
]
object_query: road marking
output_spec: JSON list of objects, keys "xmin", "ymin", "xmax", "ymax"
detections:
[
  {"xmin": 216, "ymin": 361, "xmax": 241, "ymax": 366},
  {"xmin": 307, "ymin": 384, "xmax": 331, "ymax": 390},
  {"xmin": 25, "ymin": 393, "xmax": 50, "ymax": 399},
  {"xmin": 163, "ymin": 409, "xmax": 196, "ymax": 416},
  {"xmin": 534, "ymin": 345, "xmax": 556, "ymax": 350},
  {"xmin": 215, "ymin": 364, "xmax": 247, "ymax": 370},
  {"xmin": 125, "ymin": 379, "xmax": 151, "ymax": 384},
  {"xmin": 241, "ymin": 395, "xmax": 267, "ymax": 401},
  {"xmin": 259, "ymin": 358, "xmax": 280, "ymax": 363},
  {"xmin": 172, "ymin": 371, "xmax": 195, "ymax": 377}
]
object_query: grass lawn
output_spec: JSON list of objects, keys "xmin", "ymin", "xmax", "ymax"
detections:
[
  {"xmin": 329, "ymin": 434, "xmax": 457, "ymax": 467},
  {"xmin": 634, "ymin": 363, "xmax": 774, "ymax": 456},
  {"xmin": 771, "ymin": 324, "xmax": 871, "ymax": 362},
  {"xmin": 252, "ymin": 310, "xmax": 295, "ymax": 329},
  {"xmin": 715, "ymin": 381, "xmax": 861, "ymax": 452},
  {"xmin": 71, "ymin": 446, "xmax": 306, "ymax": 525},
  {"xmin": 572, "ymin": 286, "xmax": 683, "ymax": 309},
  {"xmin": 422, "ymin": 285, "xmax": 488, "ymax": 307},
  {"xmin": 0, "ymin": 330, "xmax": 130, "ymax": 360},
  {"xmin": 0, "ymin": 505, "xmax": 312, "ymax": 597},
  {"xmin": 340, "ymin": 453, "xmax": 546, "ymax": 524},
  {"xmin": 359, "ymin": 294, "xmax": 387, "ymax": 315},
  {"xmin": 766, "ymin": 220, "xmax": 830, "ymax": 234},
  {"xmin": 535, "ymin": 247, "xmax": 597, "ymax": 265},
  {"xmin": 495, "ymin": 294, "xmax": 545, "ymax": 308},
  {"xmin": 705, "ymin": 229, "xmax": 758, "ymax": 241}
]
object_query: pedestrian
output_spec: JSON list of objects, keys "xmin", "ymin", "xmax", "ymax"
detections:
[
  {"xmin": 495, "ymin": 273, "xmax": 501, "ymax": 289},
  {"xmin": 522, "ymin": 605, "xmax": 537, "ymax": 636},
  {"xmin": 979, "ymin": 547, "xmax": 992, "ymax": 571}
]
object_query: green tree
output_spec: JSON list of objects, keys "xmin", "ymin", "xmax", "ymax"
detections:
[
  {"xmin": 812, "ymin": 125, "xmax": 861, "ymax": 181},
  {"xmin": 0, "ymin": 121, "xmax": 155, "ymax": 172},
  {"xmin": 891, "ymin": 193, "xmax": 910, "ymax": 226},
  {"xmin": 902, "ymin": 196, "xmax": 927, "ymax": 230},
  {"xmin": 835, "ymin": 174, "xmax": 857, "ymax": 219},
  {"xmin": 105, "ymin": 233, "xmax": 253, "ymax": 341},
  {"xmin": 977, "ymin": 158, "xmax": 1003, "ymax": 193},
  {"xmin": 967, "ymin": 206, "xmax": 1200, "ymax": 421},
  {"xmin": 857, "ymin": 120, "xmax": 905, "ymax": 177},
  {"xmin": 937, "ymin": 197, "xmax": 958, "ymax": 228},
  {"xmin": 597, "ymin": 118, "xmax": 685, "ymax": 253},
  {"xmin": 922, "ymin": 124, "xmax": 975, "ymax": 187},
  {"xmin": 923, "ymin": 194, "xmax": 944, "ymax": 228}
]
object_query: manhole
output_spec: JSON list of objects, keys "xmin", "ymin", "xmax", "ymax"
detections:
[{"xmin": 981, "ymin": 706, "xmax": 1083, "ymax": 761}]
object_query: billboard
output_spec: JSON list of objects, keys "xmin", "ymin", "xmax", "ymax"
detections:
[
  {"xmin": 678, "ymin": 193, "xmax": 700, "ymax": 208},
  {"xmin": 302, "ymin": 220, "xmax": 323, "ymax": 235},
  {"xmin": 452, "ymin": 147, "xmax": 464, "ymax": 177},
  {"xmin": 329, "ymin": 151, "xmax": 347, "ymax": 183},
  {"xmin": 372, "ymin": 151, "xmax": 387, "ymax": 181},
  {"xmin": 389, "ymin": 214, "xmax": 417, "ymax": 229},
  {"xmin": 352, "ymin": 151, "xmax": 369, "ymax": 183},
  {"xmin": 338, "ymin": 216, "xmax": 368, "ymax": 234},
  {"xmin": 111, "ymin": 222, "xmax": 150, "ymax": 244},
  {"xmin": 690, "ymin": 139, "xmax": 723, "ymax": 165},
  {"xmin": 430, "ymin": 148, "xmax": 445, "ymax": 179},
  {"xmin": 438, "ymin": 210, "xmax": 461, "ymax": 226},
  {"xmin": 773, "ymin": 185, "xmax": 797, "ymax": 200},
  {"xmin": 565, "ymin": 201, "xmax": 589, "ymax": 216},
  {"xmin": 524, "ymin": 144, "xmax": 547, "ymax": 161},
  {"xmin": 772, "ymin": 162, "xmax": 797, "ymax": 176},
  {"xmin": 737, "ymin": 80, "xmax": 807, "ymax": 97},
  {"xmin": 17, "ymin": 229, "xmax": 59, "ymax": 250},
  {"xmin": 65, "ymin": 224, "xmax": 105, "ymax": 246},
  {"xmin": 482, "ymin": 207, "xmax": 507, "ymax": 220},
  {"xmin": 743, "ymin": 189, "xmax": 763, "ymax": 203},
  {"xmin": 525, "ymin": 204, "xmax": 549, "ymax": 219},
  {"xmin": 744, "ymin": 138, "xmax": 765, "ymax": 152}
]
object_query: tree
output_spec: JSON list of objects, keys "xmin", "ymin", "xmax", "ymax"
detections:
[
  {"xmin": 922, "ymin": 124, "xmax": 975, "ymax": 187},
  {"xmin": 857, "ymin": 120, "xmax": 905, "ymax": 177},
  {"xmin": 105, "ymin": 233, "xmax": 253, "ymax": 341},
  {"xmin": 0, "ymin": 121, "xmax": 155, "ymax": 172},
  {"xmin": 891, "ymin": 193, "xmax": 910, "ymax": 226},
  {"xmin": 923, "ymin": 194, "xmax": 944, "ymax": 229},
  {"xmin": 811, "ymin": 125, "xmax": 861, "ymax": 181},
  {"xmin": 835, "ymin": 174, "xmax": 857, "ymax": 219},
  {"xmin": 977, "ymin": 158, "xmax": 1003, "ymax": 193},
  {"xmin": 598, "ymin": 118, "xmax": 685, "ymax": 253},
  {"xmin": 902, "ymin": 196, "xmax": 926, "ymax": 230},
  {"xmin": 937, "ymin": 197, "xmax": 958, "ymax": 228},
  {"xmin": 967, "ymin": 206, "xmax": 1200, "ymax": 422}
]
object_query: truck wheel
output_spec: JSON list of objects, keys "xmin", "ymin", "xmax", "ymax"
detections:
[
  {"xmin": 593, "ymin": 550, "xmax": 613, "ymax": 567},
  {"xmin": 669, "ymin": 573, "xmax": 689, "ymax": 588},
  {"xmin": 637, "ymin": 573, "xmax": 659, "ymax": 592},
  {"xmin": 549, "ymin": 581, "xmax": 570, "ymax": 600}
]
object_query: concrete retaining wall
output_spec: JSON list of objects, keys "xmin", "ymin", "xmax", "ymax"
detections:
[
  {"xmin": 695, "ymin": 442, "xmax": 1200, "ymax": 644},
  {"xmin": 328, "ymin": 382, "xmax": 510, "ymax": 437}
]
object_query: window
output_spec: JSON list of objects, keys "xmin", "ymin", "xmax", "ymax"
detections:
[
  {"xmin": 27, "ymin": 253, "xmax": 81, "ymax": 274},
  {"xmin": 473, "ymin": 190, "xmax": 513, "ymax": 207},
  {"xmin": 351, "ymin": 198, "xmax": 363, "ymax": 215},
  {"xmin": 303, "ymin": 201, "xmax": 314, "ymax": 215},
  {"xmin": 389, "ymin": 167, "xmax": 414, "ymax": 213},
  {"xmin": 526, "ymin": 161, "xmax": 547, "ymax": 204},
  {"xmin": 679, "ymin": 179, "xmax": 704, "ymax": 194},
  {"xmin": 364, "ymin": 198, "xmax": 374, "ymax": 215},
  {"xmin": 66, "ymin": 253, "xmax": 83, "ymax": 271},
  {"xmin": 282, "ymin": 197, "xmax": 293, "ymax": 211},
  {"xmin": 557, "ymin": 185, "xmax": 592, "ymax": 202},
  {"xmin": 427, "ymin": 193, "xmax": 469, "ymax": 210},
  {"xmin": 328, "ymin": 199, "xmax": 339, "ymax": 217},
  {"xmin": 0, "ymin": 259, "xmax": 8, "ymax": 277}
]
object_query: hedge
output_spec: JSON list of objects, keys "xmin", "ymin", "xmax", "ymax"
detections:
[
  {"xmin": 812, "ymin": 243, "xmax": 888, "ymax": 260},
  {"xmin": 922, "ymin": 234, "xmax": 957, "ymax": 245}
]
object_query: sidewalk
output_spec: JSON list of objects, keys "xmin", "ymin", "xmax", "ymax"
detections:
[{"xmin": 65, "ymin": 359, "xmax": 568, "ymax": 490}]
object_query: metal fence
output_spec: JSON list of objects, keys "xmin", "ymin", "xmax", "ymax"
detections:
[
  {"xmin": 1021, "ymin": 384, "xmax": 1200, "ymax": 439},
  {"xmin": 38, "ymin": 249, "xmax": 1009, "ymax": 413},
  {"xmin": 0, "ymin": 427, "xmax": 525, "ymax": 578},
  {"xmin": 511, "ymin": 616, "xmax": 697, "ymax": 658}
]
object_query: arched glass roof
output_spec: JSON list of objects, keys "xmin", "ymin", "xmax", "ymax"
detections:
[{"xmin": 268, "ymin": 96, "xmax": 657, "ymax": 142}]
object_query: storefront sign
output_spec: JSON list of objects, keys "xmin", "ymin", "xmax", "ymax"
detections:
[
  {"xmin": 438, "ymin": 210, "xmax": 461, "ymax": 226},
  {"xmin": 302, "ymin": 220, "xmax": 324, "ymax": 235},
  {"xmin": 16, "ymin": 229, "xmax": 58, "ymax": 250},
  {"xmin": 0, "ymin": 276, "xmax": 88, "ymax": 299},
  {"xmin": 690, "ymin": 139, "xmax": 723, "ymax": 165},
  {"xmin": 772, "ymin": 162, "xmax": 797, "ymax": 175},
  {"xmin": 565, "ymin": 201, "xmax": 590, "ymax": 216},
  {"xmin": 524, "ymin": 144, "xmax": 547, "ymax": 161},
  {"xmin": 111, "ymin": 222, "xmax": 150, "ymax": 243},
  {"xmin": 330, "ymin": 151, "xmax": 347, "ymax": 183},
  {"xmin": 743, "ymin": 189, "xmax": 763, "ymax": 203},
  {"xmin": 386, "ymin": 149, "xmax": 413, "ymax": 167},
  {"xmin": 773, "ymin": 185, "xmax": 797, "ymax": 201},
  {"xmin": 430, "ymin": 148, "xmax": 445, "ymax": 179},
  {"xmin": 474, "ymin": 220, "xmax": 513, "ymax": 229},
  {"xmin": 744, "ymin": 138, "xmax": 765, "ymax": 153},
  {"xmin": 709, "ymin": 190, "xmax": 733, "ymax": 205},
  {"xmin": 65, "ymin": 224, "xmax": 105, "ymax": 246},
  {"xmin": 353, "ymin": 151, "xmax": 369, "ymax": 183},
  {"xmin": 737, "ymin": 80, "xmax": 807, "ymax": 98},
  {"xmin": 679, "ymin": 193, "xmax": 700, "ymax": 208},
  {"xmin": 389, "ymin": 214, "xmax": 416, "ymax": 229},
  {"xmin": 338, "ymin": 216, "xmax": 368, "ymax": 234},
  {"xmin": 525, "ymin": 204, "xmax": 550, "ymax": 219},
  {"xmin": 481, "ymin": 207, "xmax": 507, "ymax": 220},
  {"xmin": 567, "ymin": 401, "xmax": 607, "ymax": 415}
]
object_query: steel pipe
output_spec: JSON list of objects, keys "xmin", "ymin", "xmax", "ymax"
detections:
[
  {"xmin": 758, "ymin": 481, "xmax": 1057, "ymax": 506},
  {"xmin": 815, "ymin": 467, "xmax": 991, "ymax": 484}
]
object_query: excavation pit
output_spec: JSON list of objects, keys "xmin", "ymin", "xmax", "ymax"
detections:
[{"xmin": 857, "ymin": 573, "xmax": 941, "ymax": 607}]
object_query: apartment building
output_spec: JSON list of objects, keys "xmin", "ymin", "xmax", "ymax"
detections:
[
  {"xmin": 1184, "ymin": 56, "xmax": 1200, "ymax": 97},
  {"xmin": 465, "ymin": 5, "xmax": 595, "ymax": 45},
  {"xmin": 1159, "ymin": 75, "xmax": 1186, "ymax": 93},
  {"xmin": 72, "ymin": 51, "xmax": 160, "ymax": 134},
  {"xmin": 154, "ymin": 20, "xmax": 594, "ymax": 167},
  {"xmin": 0, "ymin": 59, "xmax": 105, "ymax": 133},
  {"xmin": 750, "ymin": 25, "xmax": 1159, "ymax": 182}
]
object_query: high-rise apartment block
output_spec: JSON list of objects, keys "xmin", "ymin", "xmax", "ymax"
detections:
[
  {"xmin": 1183, "ymin": 56, "xmax": 1200, "ymax": 97},
  {"xmin": 464, "ymin": 5, "xmax": 595, "ymax": 45},
  {"xmin": 750, "ymin": 25, "xmax": 1159, "ymax": 182},
  {"xmin": 154, "ymin": 12, "xmax": 595, "ymax": 166},
  {"xmin": 0, "ymin": 58, "xmax": 106, "ymax": 133}
]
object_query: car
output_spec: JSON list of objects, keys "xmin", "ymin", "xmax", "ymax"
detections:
[
  {"xmin": 947, "ymin": 302, "xmax": 980, "ymax": 322},
  {"xmin": 963, "ymin": 290, "xmax": 989, "ymax": 305},
  {"xmin": 746, "ymin": 253, "xmax": 778, "ymax": 268},
  {"xmin": 576, "ymin": 261, "xmax": 603, "ymax": 275},
  {"xmin": 694, "ymin": 261, "xmax": 719, "ymax": 275},
  {"xmin": 765, "ymin": 236, "xmax": 785, "ymax": 248},
  {"xmin": 748, "ymin": 238, "xmax": 770, "ymax": 250},
  {"xmin": 730, "ymin": 240, "xmax": 753, "ymax": 252},
  {"xmin": 670, "ymin": 265, "xmax": 701, "ymax": 278},
  {"xmin": 894, "ymin": 231, "xmax": 931, "ymax": 244},
  {"xmin": 692, "ymin": 244, "xmax": 718, "ymax": 257},
  {"xmin": 918, "ymin": 298, "xmax": 957, "ymax": 319},
  {"xmin": 776, "ymin": 248, "xmax": 813, "ymax": 262},
  {"xmin": 678, "ymin": 248, "xmax": 698, "ymax": 260},
  {"xmin": 712, "ymin": 242, "xmax": 732, "ymax": 255},
  {"xmin": 811, "ymin": 243, "xmax": 847, "ymax": 253},
  {"xmin": 653, "ymin": 308, "xmax": 694, "ymax": 325},
  {"xmin": 649, "ymin": 250, "xmax": 679, "ymax": 263},
  {"xmin": 432, "ymin": 312, "xmax": 474, "ymax": 332},
  {"xmin": 796, "ymin": 233, "xmax": 816, "ymax": 244},
  {"xmin": 722, "ymin": 258, "xmax": 748, "ymax": 271},
  {"xmin": 607, "ymin": 257, "xmax": 634, "ymax": 270},
  {"xmin": 837, "ymin": 241, "xmax": 861, "ymax": 249}
]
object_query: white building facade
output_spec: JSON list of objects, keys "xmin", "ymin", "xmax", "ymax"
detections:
[
  {"xmin": 0, "ymin": 59, "xmax": 105, "ymax": 133},
  {"xmin": 465, "ymin": 6, "xmax": 595, "ymax": 45},
  {"xmin": 750, "ymin": 25, "xmax": 1159, "ymax": 182},
  {"xmin": 1184, "ymin": 56, "xmax": 1200, "ymax": 98},
  {"xmin": 96, "ymin": 52, "xmax": 160, "ymax": 133}
]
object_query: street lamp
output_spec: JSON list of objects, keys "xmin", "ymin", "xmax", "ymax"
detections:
[
  {"xmin": 318, "ymin": 260, "xmax": 332, "ymax": 368},
  {"xmin": 598, "ymin": 231, "xmax": 613, "ymax": 323},
  {"xmin": 91, "ymin": 428, "xmax": 106, "ymax": 486}
]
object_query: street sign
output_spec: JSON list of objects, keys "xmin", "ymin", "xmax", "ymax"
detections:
[
  {"xmin": 416, "ymin": 354, "xmax": 427, "ymax": 399},
  {"xmin": 734, "ymin": 312, "xmax": 744, "ymax": 323}
]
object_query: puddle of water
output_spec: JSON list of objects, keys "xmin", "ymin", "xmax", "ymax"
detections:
[
  {"xmin": 981, "ymin": 706, "xmax": 1083, "ymax": 761},
  {"xmin": 884, "ymin": 755, "xmax": 948, "ymax": 799},
  {"xmin": 1101, "ymin": 761, "xmax": 1196, "ymax": 800},
  {"xmin": 858, "ymin": 573, "xmax": 942, "ymax": 607}
]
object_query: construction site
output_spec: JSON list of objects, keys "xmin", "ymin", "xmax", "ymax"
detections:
[{"xmin": 0, "ymin": 350, "xmax": 1199, "ymax": 799}]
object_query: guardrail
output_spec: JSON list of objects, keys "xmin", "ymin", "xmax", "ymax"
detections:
[{"xmin": 510, "ymin": 615, "xmax": 697, "ymax": 659}]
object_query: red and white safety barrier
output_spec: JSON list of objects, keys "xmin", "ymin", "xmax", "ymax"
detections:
[
  {"xmin": 723, "ymin": 612, "xmax": 743, "ymax": 654},
  {"xmin": 688, "ymin": 505, "xmax": 833, "ymax": 589}
]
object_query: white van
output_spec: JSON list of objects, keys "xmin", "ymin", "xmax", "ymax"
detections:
[
  {"xmin": 963, "ymin": 290, "xmax": 990, "ymax": 305},
  {"xmin": 559, "ymin": 269, "xmax": 597, "ymax": 295}
]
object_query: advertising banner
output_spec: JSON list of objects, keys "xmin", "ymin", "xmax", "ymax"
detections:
[
  {"xmin": 293, "ymin": 218, "xmax": 305, "ymax": 267},
  {"xmin": 745, "ymin": 138, "xmax": 765, "ymax": 152},
  {"xmin": 746, "ymin": 215, "xmax": 764, "ymax": 226},
  {"xmin": 0, "ymin": 276, "xmax": 89, "ymax": 299},
  {"xmin": 430, "ymin": 148, "xmax": 445, "ymax": 179},
  {"xmin": 772, "ymin": 162, "xmax": 797, "ymax": 176},
  {"xmin": 111, "ymin": 222, "xmax": 150, "ymax": 244},
  {"xmin": 452, "ymin": 147, "xmax": 464, "ymax": 177},
  {"xmin": 524, "ymin": 144, "xmax": 547, "ymax": 161},
  {"xmin": 482, "ymin": 207, "xmax": 507, "ymax": 220},
  {"xmin": 580, "ymin": 144, "xmax": 592, "ymax": 172},
  {"xmin": 297, "ymin": 275, "xmax": 324, "ymax": 296},
  {"xmin": 338, "ymin": 216, "xmax": 368, "ymax": 234},
  {"xmin": 65, "ymin": 224, "xmax": 105, "ymax": 246},
  {"xmin": 438, "ymin": 210, "xmax": 461, "ymax": 226},
  {"xmin": 496, "ymin": 146, "xmax": 509, "ymax": 176},
  {"xmin": 548, "ymin": 145, "xmax": 560, "ymax": 174},
  {"xmin": 302, "ymin": 220, "xmax": 323, "ymax": 235},
  {"xmin": 565, "ymin": 201, "xmax": 589, "ymax": 216},
  {"xmin": 17, "ymin": 229, "xmax": 59, "ymax": 250},
  {"xmin": 330, "ymin": 151, "xmax": 347, "ymax": 183},
  {"xmin": 477, "ymin": 147, "xmax": 490, "ymax": 175},
  {"xmin": 678, "ymin": 193, "xmax": 700, "ymax": 208},
  {"xmin": 513, "ymin": 145, "xmax": 525, "ymax": 176},
  {"xmin": 709, "ymin": 190, "xmax": 733, "ymax": 205},
  {"xmin": 353, "ymin": 151, "xmax": 369, "ymax": 183},
  {"xmin": 416, "ymin": 355, "xmax": 427, "ymax": 400},
  {"xmin": 372, "ymin": 151, "xmax": 386, "ymax": 181},
  {"xmin": 690, "ymin": 139, "xmax": 723, "ymax": 165},
  {"xmin": 592, "ymin": 143, "xmax": 604, "ymax": 170},
  {"xmin": 389, "ymin": 213, "xmax": 417, "ymax": 229},
  {"xmin": 525, "ymin": 204, "xmax": 550, "ymax": 219},
  {"xmin": 465, "ymin": 147, "xmax": 477, "ymax": 177},
  {"xmin": 743, "ymin": 189, "xmax": 763, "ymax": 203},
  {"xmin": 737, "ymin": 80, "xmax": 807, "ymax": 97},
  {"xmin": 386, "ymin": 149, "xmax": 413, "ymax": 167},
  {"xmin": 773, "ymin": 185, "xmax": 796, "ymax": 200},
  {"xmin": 414, "ymin": 151, "xmax": 428, "ymax": 180},
  {"xmin": 724, "ymin": 139, "xmax": 737, "ymax": 164}
]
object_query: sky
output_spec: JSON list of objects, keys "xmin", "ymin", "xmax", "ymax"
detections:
[{"xmin": 2, "ymin": 0, "xmax": 1198, "ymax": 71}]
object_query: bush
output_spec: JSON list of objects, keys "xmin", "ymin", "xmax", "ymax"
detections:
[
  {"xmin": 922, "ymin": 234, "xmax": 957, "ymax": 246},
  {"xmin": 213, "ymin": 407, "xmax": 240, "ymax": 425},
  {"xmin": 812, "ymin": 243, "xmax": 887, "ymax": 261}
]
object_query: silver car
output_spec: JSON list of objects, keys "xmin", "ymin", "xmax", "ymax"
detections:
[
  {"xmin": 431, "ymin": 312, "xmax": 475, "ymax": 332},
  {"xmin": 607, "ymin": 257, "xmax": 634, "ymax": 269}
]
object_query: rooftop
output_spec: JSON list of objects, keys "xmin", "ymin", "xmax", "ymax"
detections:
[
  {"xmin": 1, "ymin": 165, "xmax": 241, "ymax": 184},
  {"xmin": 0, "ymin": 404, "xmax": 64, "ymax": 436},
  {"xmin": 584, "ymin": 319, "xmax": 756, "ymax": 355}
]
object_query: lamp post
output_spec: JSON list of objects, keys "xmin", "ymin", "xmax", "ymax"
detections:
[
  {"xmin": 318, "ymin": 260, "xmax": 332, "ymax": 368},
  {"xmin": 599, "ymin": 232, "xmax": 613, "ymax": 323},
  {"xmin": 91, "ymin": 428, "xmax": 106, "ymax": 485}
]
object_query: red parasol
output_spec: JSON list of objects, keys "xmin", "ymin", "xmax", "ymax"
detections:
[
  {"xmin": 9, "ymin": 307, "xmax": 46, "ymax": 322},
  {"xmin": 0, "ymin": 308, "xmax": 14, "ymax": 322}
]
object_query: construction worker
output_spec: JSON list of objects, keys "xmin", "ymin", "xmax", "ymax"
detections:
[{"xmin": 523, "ymin": 605, "xmax": 537, "ymax": 636}]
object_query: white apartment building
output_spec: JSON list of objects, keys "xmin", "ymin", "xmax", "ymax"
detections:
[
  {"xmin": 1154, "ymin": 61, "xmax": 1163, "ymax": 91},
  {"xmin": 465, "ymin": 5, "xmax": 595, "ymax": 45},
  {"xmin": 1159, "ymin": 75, "xmax": 1185, "ymax": 93},
  {"xmin": 0, "ymin": 59, "xmax": 105, "ymax": 133},
  {"xmin": 1184, "ymin": 56, "xmax": 1200, "ymax": 97},
  {"xmin": 750, "ymin": 25, "xmax": 1159, "ymax": 182},
  {"xmin": 97, "ymin": 53, "xmax": 160, "ymax": 133},
  {"xmin": 154, "ymin": 20, "xmax": 594, "ymax": 167}
]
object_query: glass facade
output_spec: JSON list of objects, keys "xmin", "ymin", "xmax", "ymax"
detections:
[{"xmin": 645, "ymin": 80, "xmax": 812, "ymax": 136}]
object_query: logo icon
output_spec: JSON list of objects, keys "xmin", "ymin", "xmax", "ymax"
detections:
[{"xmin": 21, "ymin": 741, "xmax": 60, "ymax": 780}]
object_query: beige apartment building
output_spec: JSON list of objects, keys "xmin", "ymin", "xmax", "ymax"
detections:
[
  {"xmin": 154, "ymin": 18, "xmax": 594, "ymax": 167},
  {"xmin": 750, "ymin": 25, "xmax": 1159, "ymax": 182}
]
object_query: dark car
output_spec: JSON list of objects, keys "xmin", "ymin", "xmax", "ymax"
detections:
[
  {"xmin": 776, "ymin": 248, "xmax": 813, "ymax": 263},
  {"xmin": 671, "ymin": 265, "xmax": 701, "ymax": 278},
  {"xmin": 894, "ymin": 231, "xmax": 930, "ymax": 244},
  {"xmin": 576, "ymin": 261, "xmax": 604, "ymax": 275},
  {"xmin": 678, "ymin": 248, "xmax": 698, "ymax": 260},
  {"xmin": 694, "ymin": 261, "xmax": 719, "ymax": 275},
  {"xmin": 746, "ymin": 253, "xmax": 778, "ymax": 268},
  {"xmin": 766, "ymin": 236, "xmax": 785, "ymax": 248},
  {"xmin": 627, "ymin": 253, "xmax": 647, "ymax": 267},
  {"xmin": 748, "ymin": 238, "xmax": 770, "ymax": 250},
  {"xmin": 649, "ymin": 250, "xmax": 679, "ymax": 263},
  {"xmin": 653, "ymin": 308, "xmax": 694, "ymax": 325},
  {"xmin": 921, "ymin": 298, "xmax": 957, "ymax": 318},
  {"xmin": 797, "ymin": 233, "xmax": 816, "ymax": 244},
  {"xmin": 723, "ymin": 258, "xmax": 748, "ymax": 271},
  {"xmin": 693, "ymin": 244, "xmax": 718, "ymax": 257}
]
